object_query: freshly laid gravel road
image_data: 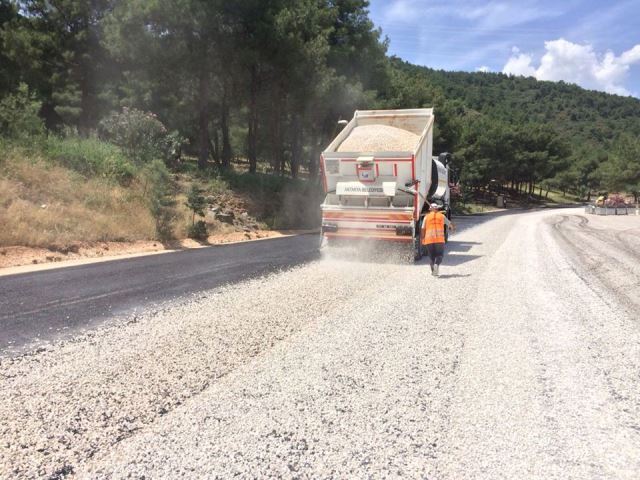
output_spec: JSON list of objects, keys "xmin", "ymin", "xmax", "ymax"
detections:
[{"xmin": 2, "ymin": 208, "xmax": 639, "ymax": 479}]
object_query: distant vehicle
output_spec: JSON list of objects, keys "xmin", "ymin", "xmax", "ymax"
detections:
[{"xmin": 319, "ymin": 108, "xmax": 451, "ymax": 260}]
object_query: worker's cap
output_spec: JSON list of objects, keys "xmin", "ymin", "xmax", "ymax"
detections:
[{"xmin": 430, "ymin": 203, "xmax": 441, "ymax": 210}]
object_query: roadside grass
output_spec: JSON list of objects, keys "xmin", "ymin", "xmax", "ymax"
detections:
[
  {"xmin": 542, "ymin": 189, "xmax": 582, "ymax": 204},
  {"xmin": 1, "ymin": 138, "xmax": 324, "ymax": 251},
  {"xmin": 13, "ymin": 134, "xmax": 136, "ymax": 184},
  {"xmin": 452, "ymin": 186, "xmax": 583, "ymax": 215},
  {"xmin": 453, "ymin": 203, "xmax": 498, "ymax": 214},
  {"xmin": 0, "ymin": 146, "xmax": 155, "ymax": 249}
]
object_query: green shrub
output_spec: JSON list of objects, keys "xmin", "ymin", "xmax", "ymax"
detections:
[
  {"xmin": 0, "ymin": 83, "xmax": 44, "ymax": 139},
  {"xmin": 209, "ymin": 176, "xmax": 230, "ymax": 195},
  {"xmin": 187, "ymin": 220, "xmax": 208, "ymax": 240},
  {"xmin": 165, "ymin": 131, "xmax": 189, "ymax": 168},
  {"xmin": 42, "ymin": 135, "xmax": 135, "ymax": 184},
  {"xmin": 103, "ymin": 154, "xmax": 136, "ymax": 185},
  {"xmin": 185, "ymin": 184, "xmax": 206, "ymax": 225},
  {"xmin": 222, "ymin": 170, "xmax": 291, "ymax": 194},
  {"xmin": 141, "ymin": 159, "xmax": 176, "ymax": 240},
  {"xmin": 99, "ymin": 107, "xmax": 168, "ymax": 165}
]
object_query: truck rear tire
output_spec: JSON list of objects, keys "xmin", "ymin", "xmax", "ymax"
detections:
[
  {"xmin": 414, "ymin": 241, "xmax": 423, "ymax": 261},
  {"xmin": 414, "ymin": 220, "xmax": 424, "ymax": 261}
]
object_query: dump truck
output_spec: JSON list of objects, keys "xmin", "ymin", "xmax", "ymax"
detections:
[{"xmin": 319, "ymin": 108, "xmax": 451, "ymax": 260}]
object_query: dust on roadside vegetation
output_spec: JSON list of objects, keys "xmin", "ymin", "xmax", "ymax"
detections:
[{"xmin": 0, "ymin": 140, "xmax": 323, "ymax": 269}]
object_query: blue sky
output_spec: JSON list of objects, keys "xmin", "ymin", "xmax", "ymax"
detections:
[{"xmin": 368, "ymin": 0, "xmax": 640, "ymax": 97}]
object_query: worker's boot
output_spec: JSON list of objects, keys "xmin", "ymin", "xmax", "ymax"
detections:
[{"xmin": 434, "ymin": 264, "xmax": 440, "ymax": 276}]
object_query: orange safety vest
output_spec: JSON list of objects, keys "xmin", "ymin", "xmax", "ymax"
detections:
[{"xmin": 421, "ymin": 211, "xmax": 446, "ymax": 245}]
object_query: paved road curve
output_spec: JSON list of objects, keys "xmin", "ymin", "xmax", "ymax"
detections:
[{"xmin": 0, "ymin": 234, "xmax": 319, "ymax": 353}]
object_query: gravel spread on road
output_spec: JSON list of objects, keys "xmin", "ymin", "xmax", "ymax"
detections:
[
  {"xmin": 548, "ymin": 213, "xmax": 640, "ymax": 313},
  {"xmin": 336, "ymin": 124, "xmax": 419, "ymax": 152},
  {"xmin": 2, "ymin": 209, "xmax": 640, "ymax": 479},
  {"xmin": 1, "ymin": 261, "xmax": 407, "ymax": 478}
]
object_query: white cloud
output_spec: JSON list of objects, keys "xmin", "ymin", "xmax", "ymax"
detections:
[
  {"xmin": 619, "ymin": 45, "xmax": 640, "ymax": 65},
  {"xmin": 382, "ymin": 0, "xmax": 563, "ymax": 28},
  {"xmin": 502, "ymin": 39, "xmax": 640, "ymax": 96},
  {"xmin": 502, "ymin": 46, "xmax": 535, "ymax": 76},
  {"xmin": 461, "ymin": 1, "xmax": 561, "ymax": 30},
  {"xmin": 384, "ymin": 0, "xmax": 421, "ymax": 23},
  {"xmin": 383, "ymin": 0, "xmax": 454, "ymax": 25},
  {"xmin": 476, "ymin": 65, "xmax": 491, "ymax": 72}
]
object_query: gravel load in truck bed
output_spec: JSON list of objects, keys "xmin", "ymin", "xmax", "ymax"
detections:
[{"xmin": 336, "ymin": 124, "xmax": 419, "ymax": 152}]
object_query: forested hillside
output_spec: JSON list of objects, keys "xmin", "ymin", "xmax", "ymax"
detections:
[
  {"xmin": 1, "ymin": 0, "xmax": 639, "ymax": 250},
  {"xmin": 0, "ymin": 0, "xmax": 388, "ymax": 175},
  {"xmin": 379, "ymin": 59, "xmax": 640, "ymax": 199}
]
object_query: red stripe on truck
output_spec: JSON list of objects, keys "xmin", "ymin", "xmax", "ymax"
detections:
[
  {"xmin": 337, "ymin": 158, "xmax": 412, "ymax": 162},
  {"xmin": 323, "ymin": 218, "xmax": 412, "ymax": 224},
  {"xmin": 320, "ymin": 154, "xmax": 327, "ymax": 193},
  {"xmin": 323, "ymin": 215, "xmax": 412, "ymax": 220},
  {"xmin": 323, "ymin": 213, "xmax": 413, "ymax": 220},
  {"xmin": 411, "ymin": 154, "xmax": 415, "ymax": 181},
  {"xmin": 412, "ymin": 155, "xmax": 419, "ymax": 220},
  {"xmin": 325, "ymin": 232, "xmax": 413, "ymax": 243}
]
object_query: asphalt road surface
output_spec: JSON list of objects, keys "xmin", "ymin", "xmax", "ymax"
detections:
[
  {"xmin": 2, "ymin": 208, "xmax": 640, "ymax": 479},
  {"xmin": 0, "ymin": 234, "xmax": 320, "ymax": 353}
]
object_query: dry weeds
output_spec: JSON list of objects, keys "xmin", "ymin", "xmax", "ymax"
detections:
[{"xmin": 0, "ymin": 152, "xmax": 155, "ymax": 249}]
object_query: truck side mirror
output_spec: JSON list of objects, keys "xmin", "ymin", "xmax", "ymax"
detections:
[{"xmin": 438, "ymin": 152, "xmax": 452, "ymax": 166}]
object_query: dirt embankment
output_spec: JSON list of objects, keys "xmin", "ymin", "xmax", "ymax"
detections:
[{"xmin": 0, "ymin": 155, "xmax": 318, "ymax": 270}]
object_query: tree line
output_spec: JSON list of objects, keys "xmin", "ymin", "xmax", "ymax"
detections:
[
  {"xmin": 386, "ymin": 59, "xmax": 640, "ymax": 201},
  {"xmin": 0, "ymin": 0, "xmax": 387, "ymax": 177},
  {"xmin": 1, "ymin": 0, "xmax": 639, "ymax": 200}
]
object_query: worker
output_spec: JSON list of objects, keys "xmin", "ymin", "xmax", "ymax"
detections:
[{"xmin": 421, "ymin": 203, "xmax": 455, "ymax": 277}]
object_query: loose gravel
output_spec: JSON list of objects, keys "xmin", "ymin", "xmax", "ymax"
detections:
[
  {"xmin": 3, "ymin": 208, "xmax": 640, "ymax": 479},
  {"xmin": 435, "ymin": 210, "xmax": 640, "ymax": 479},
  {"xmin": 1, "ymin": 260, "xmax": 415, "ymax": 478},
  {"xmin": 549, "ymin": 213, "xmax": 640, "ymax": 313},
  {"xmin": 336, "ymin": 124, "xmax": 418, "ymax": 152}
]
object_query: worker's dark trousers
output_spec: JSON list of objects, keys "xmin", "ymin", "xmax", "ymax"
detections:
[{"xmin": 425, "ymin": 242, "xmax": 445, "ymax": 266}]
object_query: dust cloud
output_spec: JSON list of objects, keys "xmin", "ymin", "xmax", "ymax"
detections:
[{"xmin": 320, "ymin": 236, "xmax": 415, "ymax": 265}]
